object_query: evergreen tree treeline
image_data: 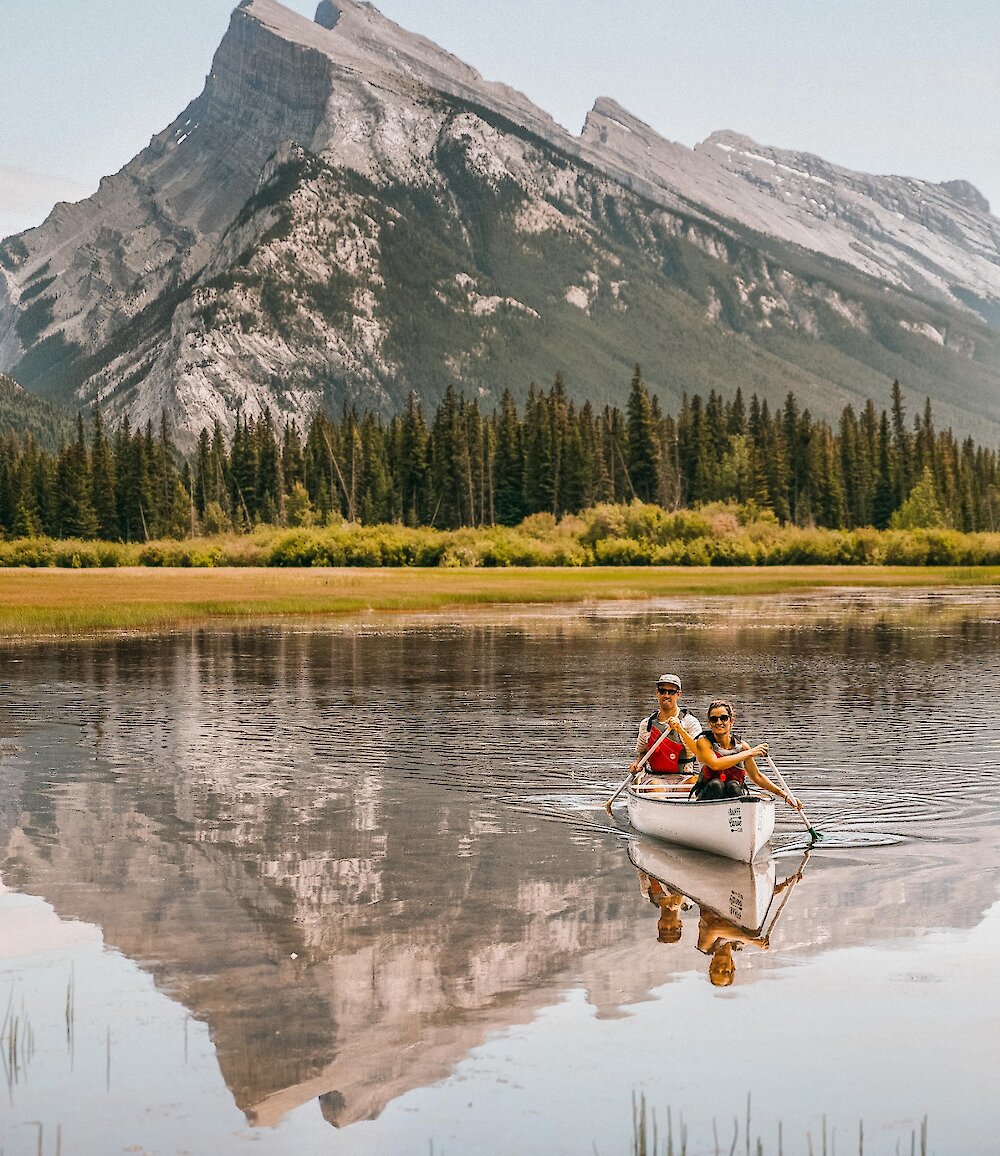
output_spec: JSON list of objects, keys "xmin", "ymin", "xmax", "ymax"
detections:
[{"xmin": 1, "ymin": 373, "xmax": 998, "ymax": 541}]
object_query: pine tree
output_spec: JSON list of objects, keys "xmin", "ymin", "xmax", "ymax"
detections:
[
  {"xmin": 492, "ymin": 389, "xmax": 524, "ymax": 526},
  {"xmin": 625, "ymin": 365, "xmax": 660, "ymax": 503},
  {"xmin": 55, "ymin": 415, "xmax": 98, "ymax": 539},
  {"xmin": 359, "ymin": 412, "xmax": 392, "ymax": 524},
  {"xmin": 890, "ymin": 380, "xmax": 912, "ymax": 506},
  {"xmin": 11, "ymin": 439, "xmax": 43, "ymax": 537},
  {"xmin": 397, "ymin": 392, "xmax": 430, "ymax": 526},
  {"xmin": 761, "ymin": 400, "xmax": 789, "ymax": 522},
  {"xmin": 522, "ymin": 384, "xmax": 556, "ymax": 516},
  {"xmin": 90, "ymin": 405, "xmax": 118, "ymax": 539},
  {"xmin": 429, "ymin": 385, "xmax": 465, "ymax": 528},
  {"xmin": 603, "ymin": 405, "xmax": 633, "ymax": 502},
  {"xmin": 580, "ymin": 402, "xmax": 613, "ymax": 506},
  {"xmin": 256, "ymin": 409, "xmax": 284, "ymax": 525},
  {"xmin": 194, "ymin": 428, "xmax": 211, "ymax": 518},
  {"xmin": 281, "ymin": 422, "xmax": 305, "ymax": 492},
  {"xmin": 560, "ymin": 403, "xmax": 588, "ymax": 515},
  {"xmin": 230, "ymin": 414, "xmax": 259, "ymax": 526},
  {"xmin": 872, "ymin": 411, "xmax": 894, "ymax": 529}
]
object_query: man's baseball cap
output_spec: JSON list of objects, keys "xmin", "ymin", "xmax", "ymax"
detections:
[{"xmin": 656, "ymin": 674, "xmax": 682, "ymax": 690}]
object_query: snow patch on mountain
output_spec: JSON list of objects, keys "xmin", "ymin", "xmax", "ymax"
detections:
[
  {"xmin": 2, "ymin": 0, "xmax": 999, "ymax": 446},
  {"xmin": 900, "ymin": 320, "xmax": 945, "ymax": 345}
]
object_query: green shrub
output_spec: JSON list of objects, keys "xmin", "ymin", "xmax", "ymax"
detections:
[
  {"xmin": 1, "ymin": 538, "xmax": 56, "ymax": 567},
  {"xmin": 708, "ymin": 537, "xmax": 760, "ymax": 566},
  {"xmin": 881, "ymin": 532, "xmax": 931, "ymax": 565},
  {"xmin": 594, "ymin": 537, "xmax": 653, "ymax": 565},
  {"xmin": 579, "ymin": 503, "xmax": 626, "ymax": 547}
]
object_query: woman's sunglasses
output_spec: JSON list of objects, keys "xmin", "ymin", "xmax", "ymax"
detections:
[{"xmin": 709, "ymin": 713, "xmax": 731, "ymax": 723}]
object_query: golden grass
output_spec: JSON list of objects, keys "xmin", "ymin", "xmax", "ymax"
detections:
[{"xmin": 0, "ymin": 565, "xmax": 998, "ymax": 638}]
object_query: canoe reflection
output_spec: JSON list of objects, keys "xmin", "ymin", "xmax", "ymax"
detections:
[{"xmin": 628, "ymin": 837, "xmax": 808, "ymax": 986}]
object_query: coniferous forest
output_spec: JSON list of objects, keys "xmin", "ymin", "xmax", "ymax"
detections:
[{"xmin": 1, "ymin": 369, "xmax": 998, "ymax": 560}]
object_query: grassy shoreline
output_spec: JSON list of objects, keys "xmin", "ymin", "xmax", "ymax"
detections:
[{"xmin": 1, "ymin": 565, "xmax": 998, "ymax": 638}]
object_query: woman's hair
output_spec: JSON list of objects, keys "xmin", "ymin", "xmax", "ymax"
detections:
[{"xmin": 706, "ymin": 698, "xmax": 735, "ymax": 719}]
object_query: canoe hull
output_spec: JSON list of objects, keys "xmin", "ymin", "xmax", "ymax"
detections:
[
  {"xmin": 626, "ymin": 788, "xmax": 775, "ymax": 862},
  {"xmin": 628, "ymin": 837, "xmax": 776, "ymax": 932}
]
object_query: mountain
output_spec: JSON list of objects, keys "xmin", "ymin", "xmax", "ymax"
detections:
[
  {"xmin": 2, "ymin": 0, "xmax": 999, "ymax": 448},
  {"xmin": 0, "ymin": 372, "xmax": 75, "ymax": 450}
]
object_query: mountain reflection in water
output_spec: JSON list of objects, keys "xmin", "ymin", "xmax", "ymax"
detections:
[{"xmin": 1, "ymin": 592, "xmax": 1000, "ymax": 1152}]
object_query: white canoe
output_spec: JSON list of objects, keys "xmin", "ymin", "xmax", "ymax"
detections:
[
  {"xmin": 628, "ymin": 836, "xmax": 776, "ymax": 933},
  {"xmin": 626, "ymin": 785, "xmax": 775, "ymax": 862}
]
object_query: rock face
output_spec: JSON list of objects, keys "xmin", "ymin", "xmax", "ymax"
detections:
[{"xmin": 2, "ymin": 0, "xmax": 1000, "ymax": 446}]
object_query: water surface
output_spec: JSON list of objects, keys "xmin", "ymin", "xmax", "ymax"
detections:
[{"xmin": 1, "ymin": 590, "xmax": 998, "ymax": 1154}]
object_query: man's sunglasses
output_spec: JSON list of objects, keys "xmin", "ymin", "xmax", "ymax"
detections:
[
  {"xmin": 656, "ymin": 687, "xmax": 679, "ymax": 694},
  {"xmin": 709, "ymin": 713, "xmax": 731, "ymax": 723}
]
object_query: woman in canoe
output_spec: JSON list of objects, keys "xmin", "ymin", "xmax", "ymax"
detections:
[{"xmin": 687, "ymin": 699, "xmax": 801, "ymax": 809}]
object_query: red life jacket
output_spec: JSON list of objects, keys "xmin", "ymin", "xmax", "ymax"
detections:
[
  {"xmin": 698, "ymin": 762, "xmax": 747, "ymax": 785},
  {"xmin": 644, "ymin": 719, "xmax": 689, "ymax": 774},
  {"xmin": 698, "ymin": 735, "xmax": 748, "ymax": 784}
]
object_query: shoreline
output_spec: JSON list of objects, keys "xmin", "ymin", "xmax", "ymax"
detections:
[{"xmin": 1, "ymin": 565, "xmax": 998, "ymax": 639}]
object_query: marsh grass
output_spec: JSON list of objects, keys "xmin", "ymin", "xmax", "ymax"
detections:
[
  {"xmin": 0, "ymin": 563, "xmax": 998, "ymax": 637},
  {"xmin": 2, "ymin": 987, "xmax": 36, "ymax": 1099},
  {"xmin": 629, "ymin": 1094, "xmax": 929, "ymax": 1156}
]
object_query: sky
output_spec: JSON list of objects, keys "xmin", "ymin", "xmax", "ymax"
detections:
[{"xmin": 2, "ymin": 0, "xmax": 999, "ymax": 239}]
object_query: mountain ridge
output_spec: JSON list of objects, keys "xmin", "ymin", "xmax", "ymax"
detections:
[{"xmin": 1, "ymin": 0, "xmax": 999, "ymax": 447}]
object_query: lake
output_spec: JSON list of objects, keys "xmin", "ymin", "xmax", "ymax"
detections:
[{"xmin": 1, "ymin": 589, "xmax": 998, "ymax": 1155}]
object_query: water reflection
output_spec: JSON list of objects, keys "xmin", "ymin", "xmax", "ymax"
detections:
[
  {"xmin": 629, "ymin": 838, "xmax": 810, "ymax": 986},
  {"xmin": 1, "ymin": 593, "xmax": 1000, "ymax": 1151}
]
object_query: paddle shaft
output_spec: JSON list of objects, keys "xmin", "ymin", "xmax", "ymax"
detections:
[
  {"xmin": 759, "ymin": 848, "xmax": 810, "ymax": 945},
  {"xmin": 764, "ymin": 754, "xmax": 818, "ymax": 835},
  {"xmin": 605, "ymin": 721, "xmax": 681, "ymax": 812}
]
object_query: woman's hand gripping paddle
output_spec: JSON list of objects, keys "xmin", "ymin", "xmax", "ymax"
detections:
[{"xmin": 764, "ymin": 754, "xmax": 822, "ymax": 843}]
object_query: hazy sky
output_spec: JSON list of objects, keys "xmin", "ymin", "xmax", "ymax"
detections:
[{"xmin": 3, "ymin": 0, "xmax": 998, "ymax": 239}]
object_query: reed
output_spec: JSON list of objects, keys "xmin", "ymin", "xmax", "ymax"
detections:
[
  {"xmin": 1, "ymin": 987, "xmax": 36, "ymax": 1097},
  {"xmin": 628, "ymin": 1099, "xmax": 930, "ymax": 1156}
]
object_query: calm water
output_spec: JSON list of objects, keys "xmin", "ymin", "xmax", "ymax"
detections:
[{"xmin": 1, "ymin": 590, "xmax": 999, "ymax": 1155}]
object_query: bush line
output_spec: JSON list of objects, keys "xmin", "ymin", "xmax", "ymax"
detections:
[{"xmin": 4, "ymin": 501, "xmax": 1000, "ymax": 568}]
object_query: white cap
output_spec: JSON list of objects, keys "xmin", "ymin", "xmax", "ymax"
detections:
[{"xmin": 656, "ymin": 673, "xmax": 681, "ymax": 690}]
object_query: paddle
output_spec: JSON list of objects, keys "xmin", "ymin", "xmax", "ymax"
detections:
[
  {"xmin": 605, "ymin": 722, "xmax": 680, "ymax": 814},
  {"xmin": 758, "ymin": 847, "xmax": 811, "ymax": 947},
  {"xmin": 764, "ymin": 754, "xmax": 822, "ymax": 843}
]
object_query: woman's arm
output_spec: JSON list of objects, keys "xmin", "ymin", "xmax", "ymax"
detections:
[
  {"xmin": 743, "ymin": 755, "xmax": 799, "ymax": 806},
  {"xmin": 694, "ymin": 736, "xmax": 770, "ymax": 773}
]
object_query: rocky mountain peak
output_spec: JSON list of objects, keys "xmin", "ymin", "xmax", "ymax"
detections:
[
  {"xmin": 313, "ymin": 0, "xmax": 341, "ymax": 29},
  {"xmin": 1, "ymin": 0, "xmax": 999, "ymax": 450},
  {"xmin": 940, "ymin": 179, "xmax": 990, "ymax": 215}
]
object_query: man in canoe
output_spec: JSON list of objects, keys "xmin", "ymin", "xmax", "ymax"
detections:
[{"xmin": 628, "ymin": 673, "xmax": 701, "ymax": 793}]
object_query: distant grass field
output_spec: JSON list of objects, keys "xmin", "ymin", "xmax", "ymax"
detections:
[{"xmin": 1, "ymin": 565, "xmax": 998, "ymax": 638}]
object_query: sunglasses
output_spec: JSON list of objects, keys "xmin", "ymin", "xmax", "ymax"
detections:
[
  {"xmin": 656, "ymin": 687, "xmax": 679, "ymax": 694},
  {"xmin": 709, "ymin": 714, "xmax": 731, "ymax": 723}
]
